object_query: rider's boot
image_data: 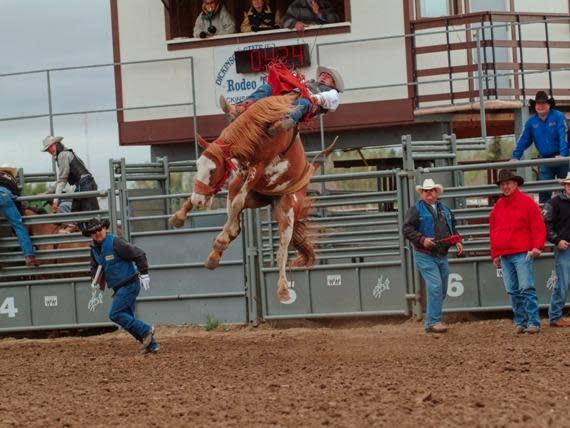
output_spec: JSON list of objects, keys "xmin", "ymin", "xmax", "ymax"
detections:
[
  {"xmin": 267, "ymin": 117, "xmax": 297, "ymax": 136},
  {"xmin": 220, "ymin": 96, "xmax": 251, "ymax": 122},
  {"xmin": 25, "ymin": 255, "xmax": 41, "ymax": 267}
]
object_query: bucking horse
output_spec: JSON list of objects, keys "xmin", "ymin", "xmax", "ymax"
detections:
[{"xmin": 169, "ymin": 94, "xmax": 334, "ymax": 302}]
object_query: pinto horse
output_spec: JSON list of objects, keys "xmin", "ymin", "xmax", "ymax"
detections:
[{"xmin": 170, "ymin": 95, "xmax": 332, "ymax": 301}]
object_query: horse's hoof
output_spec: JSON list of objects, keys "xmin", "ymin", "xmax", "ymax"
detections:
[
  {"xmin": 168, "ymin": 215, "xmax": 185, "ymax": 229},
  {"xmin": 277, "ymin": 287, "xmax": 290, "ymax": 302},
  {"xmin": 205, "ymin": 256, "xmax": 220, "ymax": 270}
]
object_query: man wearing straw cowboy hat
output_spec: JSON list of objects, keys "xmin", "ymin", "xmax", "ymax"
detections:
[
  {"xmin": 403, "ymin": 178, "xmax": 463, "ymax": 333},
  {"xmin": 490, "ymin": 169, "xmax": 546, "ymax": 334},
  {"xmin": 543, "ymin": 172, "xmax": 570, "ymax": 327},
  {"xmin": 511, "ymin": 90, "xmax": 569, "ymax": 204},
  {"xmin": 0, "ymin": 165, "xmax": 40, "ymax": 267},
  {"xmin": 41, "ymin": 135, "xmax": 99, "ymax": 233}
]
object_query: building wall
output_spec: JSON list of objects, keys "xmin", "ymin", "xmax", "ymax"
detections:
[{"xmin": 115, "ymin": 0, "xmax": 410, "ymax": 123}]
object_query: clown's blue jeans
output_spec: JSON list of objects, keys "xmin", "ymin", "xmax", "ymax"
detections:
[
  {"xmin": 109, "ymin": 280, "xmax": 157, "ymax": 349},
  {"xmin": 548, "ymin": 247, "xmax": 570, "ymax": 323},
  {"xmin": 414, "ymin": 250, "xmax": 449, "ymax": 329},
  {"xmin": 246, "ymin": 84, "xmax": 312, "ymax": 123},
  {"xmin": 0, "ymin": 187, "xmax": 35, "ymax": 257},
  {"xmin": 500, "ymin": 252, "xmax": 540, "ymax": 328},
  {"xmin": 538, "ymin": 164, "xmax": 569, "ymax": 204}
]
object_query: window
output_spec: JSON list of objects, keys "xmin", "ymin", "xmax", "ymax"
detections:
[
  {"xmin": 417, "ymin": 0, "xmax": 451, "ymax": 18},
  {"xmin": 165, "ymin": 0, "xmax": 349, "ymax": 41}
]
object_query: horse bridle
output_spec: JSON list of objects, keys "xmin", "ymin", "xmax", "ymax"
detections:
[{"xmin": 193, "ymin": 142, "xmax": 237, "ymax": 197}]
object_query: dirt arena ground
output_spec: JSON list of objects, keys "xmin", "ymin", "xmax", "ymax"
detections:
[{"xmin": 1, "ymin": 318, "xmax": 570, "ymax": 427}]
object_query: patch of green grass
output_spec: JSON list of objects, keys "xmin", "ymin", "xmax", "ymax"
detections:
[{"xmin": 204, "ymin": 314, "xmax": 219, "ymax": 331}]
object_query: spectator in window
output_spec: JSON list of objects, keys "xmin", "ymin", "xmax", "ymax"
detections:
[
  {"xmin": 193, "ymin": 0, "xmax": 236, "ymax": 39},
  {"xmin": 511, "ymin": 91, "xmax": 569, "ymax": 204},
  {"xmin": 402, "ymin": 178, "xmax": 463, "ymax": 334},
  {"xmin": 281, "ymin": 0, "xmax": 339, "ymax": 32},
  {"xmin": 240, "ymin": 0, "xmax": 279, "ymax": 33},
  {"xmin": 489, "ymin": 169, "xmax": 546, "ymax": 334}
]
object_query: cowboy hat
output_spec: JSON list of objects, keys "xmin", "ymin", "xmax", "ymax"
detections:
[
  {"xmin": 529, "ymin": 90, "xmax": 555, "ymax": 108},
  {"xmin": 415, "ymin": 178, "xmax": 443, "ymax": 194},
  {"xmin": 495, "ymin": 169, "xmax": 524, "ymax": 186},
  {"xmin": 0, "ymin": 164, "xmax": 18, "ymax": 177},
  {"xmin": 317, "ymin": 65, "xmax": 344, "ymax": 93},
  {"xmin": 83, "ymin": 218, "xmax": 111, "ymax": 235},
  {"xmin": 41, "ymin": 135, "xmax": 63, "ymax": 152},
  {"xmin": 559, "ymin": 172, "xmax": 570, "ymax": 185}
]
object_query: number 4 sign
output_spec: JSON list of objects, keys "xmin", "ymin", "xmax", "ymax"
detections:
[{"xmin": 0, "ymin": 297, "xmax": 18, "ymax": 318}]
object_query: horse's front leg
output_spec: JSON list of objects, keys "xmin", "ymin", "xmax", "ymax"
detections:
[
  {"xmin": 205, "ymin": 175, "xmax": 252, "ymax": 270},
  {"xmin": 273, "ymin": 196, "xmax": 295, "ymax": 302}
]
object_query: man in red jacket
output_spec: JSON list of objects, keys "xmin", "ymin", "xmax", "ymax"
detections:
[{"xmin": 489, "ymin": 169, "xmax": 546, "ymax": 334}]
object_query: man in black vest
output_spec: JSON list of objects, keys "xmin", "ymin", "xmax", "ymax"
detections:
[
  {"xmin": 543, "ymin": 172, "xmax": 570, "ymax": 327},
  {"xmin": 402, "ymin": 178, "xmax": 463, "ymax": 333},
  {"xmin": 41, "ymin": 136, "xmax": 99, "ymax": 233},
  {"xmin": 0, "ymin": 165, "xmax": 40, "ymax": 266}
]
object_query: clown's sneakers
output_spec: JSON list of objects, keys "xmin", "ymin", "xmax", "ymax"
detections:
[{"xmin": 141, "ymin": 326, "xmax": 155, "ymax": 349}]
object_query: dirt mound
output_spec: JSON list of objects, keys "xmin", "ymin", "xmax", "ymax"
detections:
[{"xmin": 0, "ymin": 319, "xmax": 568, "ymax": 426}]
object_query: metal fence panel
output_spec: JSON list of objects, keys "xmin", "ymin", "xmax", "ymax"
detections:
[
  {"xmin": 136, "ymin": 297, "xmax": 247, "ymax": 325},
  {"xmin": 129, "ymin": 222, "xmax": 248, "ymax": 325},
  {"xmin": 259, "ymin": 170, "xmax": 409, "ymax": 320}
]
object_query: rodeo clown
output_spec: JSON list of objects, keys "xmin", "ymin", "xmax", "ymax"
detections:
[
  {"xmin": 219, "ymin": 63, "xmax": 343, "ymax": 135},
  {"xmin": 86, "ymin": 218, "xmax": 159, "ymax": 353}
]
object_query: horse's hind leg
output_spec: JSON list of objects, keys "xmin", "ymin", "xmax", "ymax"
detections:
[{"xmin": 273, "ymin": 195, "xmax": 295, "ymax": 302}]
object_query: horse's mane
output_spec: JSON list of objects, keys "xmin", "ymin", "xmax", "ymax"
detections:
[{"xmin": 218, "ymin": 94, "xmax": 296, "ymax": 160}]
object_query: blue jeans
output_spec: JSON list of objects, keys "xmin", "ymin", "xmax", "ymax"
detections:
[
  {"xmin": 246, "ymin": 83, "xmax": 312, "ymax": 124},
  {"xmin": 500, "ymin": 252, "xmax": 540, "ymax": 328},
  {"xmin": 414, "ymin": 250, "xmax": 449, "ymax": 329},
  {"xmin": 538, "ymin": 164, "xmax": 569, "ymax": 204},
  {"xmin": 0, "ymin": 187, "xmax": 35, "ymax": 257},
  {"xmin": 109, "ymin": 280, "xmax": 157, "ymax": 348},
  {"xmin": 548, "ymin": 247, "xmax": 570, "ymax": 323}
]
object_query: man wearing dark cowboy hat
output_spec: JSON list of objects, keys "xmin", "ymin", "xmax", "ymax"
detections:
[
  {"xmin": 542, "ymin": 172, "xmax": 570, "ymax": 327},
  {"xmin": 0, "ymin": 165, "xmax": 40, "ymax": 267},
  {"xmin": 87, "ymin": 218, "xmax": 159, "ymax": 353},
  {"xmin": 403, "ymin": 178, "xmax": 463, "ymax": 334},
  {"xmin": 490, "ymin": 170, "xmax": 546, "ymax": 334},
  {"xmin": 220, "ymin": 65, "xmax": 343, "ymax": 135},
  {"xmin": 512, "ymin": 90, "xmax": 569, "ymax": 204},
  {"xmin": 41, "ymin": 136, "xmax": 100, "ymax": 232}
]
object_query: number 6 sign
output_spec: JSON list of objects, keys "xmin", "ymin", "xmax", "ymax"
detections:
[{"xmin": 447, "ymin": 273, "xmax": 464, "ymax": 298}]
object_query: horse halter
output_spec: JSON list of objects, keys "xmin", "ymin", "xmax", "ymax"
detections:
[{"xmin": 193, "ymin": 141, "xmax": 237, "ymax": 197}]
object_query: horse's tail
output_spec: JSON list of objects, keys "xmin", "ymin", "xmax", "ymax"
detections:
[
  {"xmin": 291, "ymin": 196, "xmax": 316, "ymax": 268},
  {"xmin": 310, "ymin": 136, "xmax": 339, "ymax": 172}
]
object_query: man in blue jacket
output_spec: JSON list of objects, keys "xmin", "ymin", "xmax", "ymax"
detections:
[
  {"xmin": 87, "ymin": 218, "xmax": 159, "ymax": 353},
  {"xmin": 512, "ymin": 91, "xmax": 569, "ymax": 203}
]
